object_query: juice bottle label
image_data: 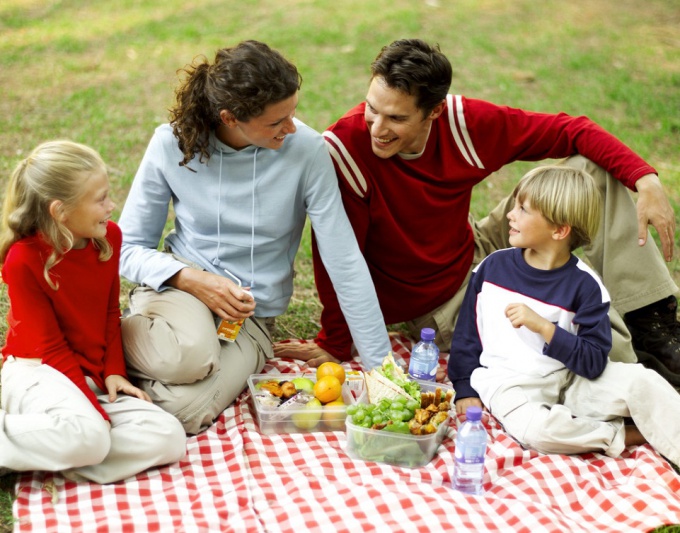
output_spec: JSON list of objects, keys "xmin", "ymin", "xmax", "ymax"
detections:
[{"xmin": 216, "ymin": 318, "xmax": 244, "ymax": 342}]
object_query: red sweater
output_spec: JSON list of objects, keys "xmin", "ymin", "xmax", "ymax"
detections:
[
  {"xmin": 314, "ymin": 95, "xmax": 656, "ymax": 360},
  {"xmin": 1, "ymin": 221, "xmax": 127, "ymax": 420}
]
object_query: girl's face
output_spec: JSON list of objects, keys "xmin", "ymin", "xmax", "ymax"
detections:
[
  {"xmin": 220, "ymin": 92, "xmax": 298, "ymax": 150},
  {"xmin": 60, "ymin": 169, "xmax": 115, "ymax": 249}
]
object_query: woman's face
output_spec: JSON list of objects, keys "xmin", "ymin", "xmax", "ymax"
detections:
[{"xmin": 219, "ymin": 92, "xmax": 298, "ymax": 150}]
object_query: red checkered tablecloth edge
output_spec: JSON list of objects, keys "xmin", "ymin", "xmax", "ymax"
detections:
[{"xmin": 12, "ymin": 333, "xmax": 680, "ymax": 532}]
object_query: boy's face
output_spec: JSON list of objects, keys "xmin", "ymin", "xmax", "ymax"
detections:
[
  {"xmin": 363, "ymin": 77, "xmax": 441, "ymax": 159},
  {"xmin": 506, "ymin": 197, "xmax": 559, "ymax": 250}
]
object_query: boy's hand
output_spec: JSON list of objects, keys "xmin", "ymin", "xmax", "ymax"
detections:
[
  {"xmin": 454, "ymin": 396, "xmax": 483, "ymax": 417},
  {"xmin": 505, "ymin": 302, "xmax": 555, "ymax": 343},
  {"xmin": 105, "ymin": 374, "xmax": 152, "ymax": 403}
]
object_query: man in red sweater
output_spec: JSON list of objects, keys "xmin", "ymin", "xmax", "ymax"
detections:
[{"xmin": 277, "ymin": 39, "xmax": 679, "ymax": 383}]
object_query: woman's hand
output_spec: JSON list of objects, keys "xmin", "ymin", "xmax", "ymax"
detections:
[{"xmin": 167, "ymin": 268, "xmax": 256, "ymax": 321}]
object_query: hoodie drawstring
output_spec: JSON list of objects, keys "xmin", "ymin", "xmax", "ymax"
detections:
[
  {"xmin": 212, "ymin": 150, "xmax": 224, "ymax": 268},
  {"xmin": 212, "ymin": 147, "xmax": 256, "ymax": 288},
  {"xmin": 250, "ymin": 148, "xmax": 258, "ymax": 287}
]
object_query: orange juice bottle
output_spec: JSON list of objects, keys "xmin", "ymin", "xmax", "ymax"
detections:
[{"xmin": 216, "ymin": 269, "xmax": 250, "ymax": 342}]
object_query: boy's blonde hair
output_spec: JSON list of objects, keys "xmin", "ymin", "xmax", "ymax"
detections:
[
  {"xmin": 0, "ymin": 140, "xmax": 112, "ymax": 289},
  {"xmin": 513, "ymin": 165, "xmax": 602, "ymax": 251}
]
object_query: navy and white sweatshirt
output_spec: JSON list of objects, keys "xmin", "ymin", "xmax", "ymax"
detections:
[{"xmin": 448, "ymin": 247, "xmax": 612, "ymax": 405}]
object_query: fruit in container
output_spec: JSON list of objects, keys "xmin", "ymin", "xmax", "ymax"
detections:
[
  {"xmin": 314, "ymin": 375, "xmax": 342, "ymax": 404},
  {"xmin": 280, "ymin": 381, "xmax": 297, "ymax": 399},
  {"xmin": 321, "ymin": 399, "xmax": 346, "ymax": 430},
  {"xmin": 316, "ymin": 362, "xmax": 346, "ymax": 385},
  {"xmin": 291, "ymin": 377, "xmax": 315, "ymax": 393},
  {"xmin": 291, "ymin": 398, "xmax": 323, "ymax": 429}
]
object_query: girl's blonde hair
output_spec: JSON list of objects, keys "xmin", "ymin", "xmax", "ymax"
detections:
[
  {"xmin": 0, "ymin": 140, "xmax": 112, "ymax": 289},
  {"xmin": 513, "ymin": 165, "xmax": 602, "ymax": 251}
]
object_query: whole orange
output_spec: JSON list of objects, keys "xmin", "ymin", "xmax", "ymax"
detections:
[
  {"xmin": 316, "ymin": 362, "xmax": 346, "ymax": 385},
  {"xmin": 313, "ymin": 375, "xmax": 342, "ymax": 404},
  {"xmin": 321, "ymin": 399, "xmax": 346, "ymax": 430}
]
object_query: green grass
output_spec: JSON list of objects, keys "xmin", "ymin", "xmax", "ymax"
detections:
[{"xmin": 0, "ymin": 0, "xmax": 679, "ymax": 530}]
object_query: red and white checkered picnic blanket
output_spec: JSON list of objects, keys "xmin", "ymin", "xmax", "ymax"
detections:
[{"xmin": 13, "ymin": 333, "xmax": 680, "ymax": 532}]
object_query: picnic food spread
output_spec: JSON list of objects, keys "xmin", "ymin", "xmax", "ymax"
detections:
[
  {"xmin": 341, "ymin": 353, "xmax": 454, "ymax": 467},
  {"xmin": 248, "ymin": 354, "xmax": 454, "ymax": 466},
  {"xmin": 349, "ymin": 353, "xmax": 452, "ymax": 435},
  {"xmin": 249, "ymin": 361, "xmax": 357, "ymax": 433}
]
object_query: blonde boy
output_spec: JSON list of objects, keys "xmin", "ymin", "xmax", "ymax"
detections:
[{"xmin": 448, "ymin": 165, "xmax": 680, "ymax": 464}]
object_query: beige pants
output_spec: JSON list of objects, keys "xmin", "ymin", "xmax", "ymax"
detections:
[
  {"xmin": 0, "ymin": 357, "xmax": 186, "ymax": 483},
  {"xmin": 121, "ymin": 285, "xmax": 273, "ymax": 434},
  {"xmin": 486, "ymin": 361, "xmax": 680, "ymax": 465},
  {"xmin": 408, "ymin": 156, "xmax": 678, "ymax": 363}
]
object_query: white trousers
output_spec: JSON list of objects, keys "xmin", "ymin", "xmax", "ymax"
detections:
[
  {"xmin": 487, "ymin": 361, "xmax": 680, "ymax": 465},
  {"xmin": 0, "ymin": 357, "xmax": 186, "ymax": 484}
]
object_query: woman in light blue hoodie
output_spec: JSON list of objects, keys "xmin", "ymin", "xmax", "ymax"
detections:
[{"xmin": 118, "ymin": 40, "xmax": 391, "ymax": 434}]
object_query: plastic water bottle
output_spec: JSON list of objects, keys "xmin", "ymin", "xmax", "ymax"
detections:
[
  {"xmin": 452, "ymin": 406, "xmax": 487, "ymax": 495},
  {"xmin": 408, "ymin": 327, "xmax": 439, "ymax": 381}
]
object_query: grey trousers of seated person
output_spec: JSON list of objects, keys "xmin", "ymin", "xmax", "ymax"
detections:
[{"xmin": 121, "ymin": 285, "xmax": 273, "ymax": 434}]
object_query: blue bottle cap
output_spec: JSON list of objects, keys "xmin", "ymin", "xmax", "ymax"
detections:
[
  {"xmin": 420, "ymin": 327, "xmax": 436, "ymax": 342},
  {"xmin": 466, "ymin": 406, "xmax": 482, "ymax": 421}
]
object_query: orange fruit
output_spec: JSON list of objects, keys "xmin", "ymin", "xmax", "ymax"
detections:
[
  {"xmin": 313, "ymin": 375, "xmax": 342, "ymax": 404},
  {"xmin": 316, "ymin": 362, "xmax": 346, "ymax": 385},
  {"xmin": 321, "ymin": 399, "xmax": 346, "ymax": 430}
]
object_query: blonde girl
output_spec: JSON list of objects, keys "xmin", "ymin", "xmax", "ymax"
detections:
[{"xmin": 0, "ymin": 140, "xmax": 185, "ymax": 483}]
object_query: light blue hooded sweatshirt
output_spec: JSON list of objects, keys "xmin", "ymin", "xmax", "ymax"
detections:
[{"xmin": 118, "ymin": 120, "xmax": 391, "ymax": 369}]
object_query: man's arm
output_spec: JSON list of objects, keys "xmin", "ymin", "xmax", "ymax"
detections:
[{"xmin": 463, "ymin": 97, "xmax": 674, "ymax": 258}]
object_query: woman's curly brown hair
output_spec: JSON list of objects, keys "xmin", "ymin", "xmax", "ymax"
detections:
[{"xmin": 169, "ymin": 40, "xmax": 302, "ymax": 170}]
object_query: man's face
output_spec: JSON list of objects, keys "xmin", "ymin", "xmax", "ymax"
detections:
[{"xmin": 363, "ymin": 77, "xmax": 440, "ymax": 159}]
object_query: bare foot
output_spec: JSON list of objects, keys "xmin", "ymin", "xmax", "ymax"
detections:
[
  {"xmin": 272, "ymin": 340, "xmax": 339, "ymax": 367},
  {"xmin": 624, "ymin": 425, "xmax": 647, "ymax": 446}
]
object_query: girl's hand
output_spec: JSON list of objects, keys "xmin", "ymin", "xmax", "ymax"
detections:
[{"xmin": 105, "ymin": 374, "xmax": 152, "ymax": 403}]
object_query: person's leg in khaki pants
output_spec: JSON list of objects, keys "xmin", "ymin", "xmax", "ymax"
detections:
[{"xmin": 122, "ymin": 285, "xmax": 271, "ymax": 434}]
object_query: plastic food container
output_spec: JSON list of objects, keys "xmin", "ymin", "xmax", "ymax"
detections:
[
  {"xmin": 345, "ymin": 380, "xmax": 453, "ymax": 468},
  {"xmin": 247, "ymin": 373, "xmax": 361, "ymax": 435}
]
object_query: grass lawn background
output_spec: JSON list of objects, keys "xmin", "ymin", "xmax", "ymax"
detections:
[{"xmin": 0, "ymin": 0, "xmax": 678, "ymax": 530}]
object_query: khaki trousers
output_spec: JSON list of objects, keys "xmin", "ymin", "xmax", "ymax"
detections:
[
  {"xmin": 0, "ymin": 357, "xmax": 186, "ymax": 483},
  {"xmin": 121, "ymin": 285, "xmax": 273, "ymax": 434},
  {"xmin": 486, "ymin": 361, "xmax": 680, "ymax": 465},
  {"xmin": 408, "ymin": 156, "xmax": 678, "ymax": 363}
]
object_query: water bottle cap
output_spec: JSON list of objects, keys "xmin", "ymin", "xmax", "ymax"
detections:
[
  {"xmin": 420, "ymin": 327, "xmax": 435, "ymax": 342},
  {"xmin": 466, "ymin": 406, "xmax": 482, "ymax": 421}
]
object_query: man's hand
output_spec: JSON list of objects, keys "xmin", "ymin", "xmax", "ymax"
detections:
[
  {"xmin": 273, "ymin": 340, "xmax": 340, "ymax": 368},
  {"xmin": 635, "ymin": 173, "xmax": 676, "ymax": 261},
  {"xmin": 105, "ymin": 375, "xmax": 152, "ymax": 403},
  {"xmin": 168, "ymin": 268, "xmax": 256, "ymax": 321}
]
